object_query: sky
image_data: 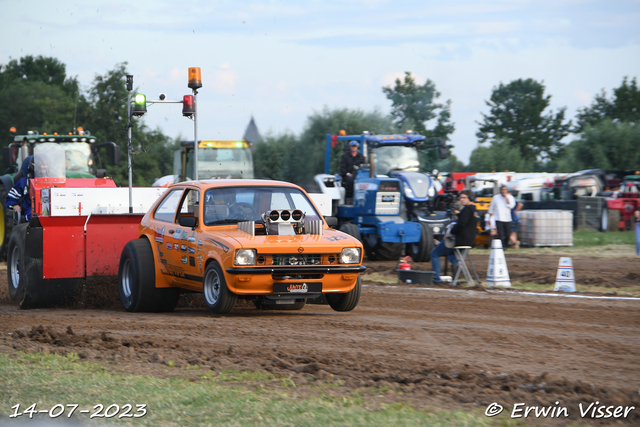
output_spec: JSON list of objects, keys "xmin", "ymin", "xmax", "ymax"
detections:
[{"xmin": 1, "ymin": 0, "xmax": 639, "ymax": 163}]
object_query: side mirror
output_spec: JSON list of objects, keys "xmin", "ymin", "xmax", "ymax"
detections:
[{"xmin": 179, "ymin": 216, "xmax": 197, "ymax": 229}]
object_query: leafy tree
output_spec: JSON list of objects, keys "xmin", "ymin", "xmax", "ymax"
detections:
[
  {"xmin": 476, "ymin": 78, "xmax": 571, "ymax": 163},
  {"xmin": 253, "ymin": 132, "xmax": 297, "ymax": 181},
  {"xmin": 382, "ymin": 72, "xmax": 455, "ymax": 168},
  {"xmin": 467, "ymin": 138, "xmax": 534, "ymax": 172},
  {"xmin": 557, "ymin": 119, "xmax": 640, "ymax": 171},
  {"xmin": 0, "ymin": 55, "xmax": 78, "ymax": 95},
  {"xmin": 382, "ymin": 72, "xmax": 454, "ymax": 139},
  {"xmin": 574, "ymin": 76, "xmax": 640, "ymax": 132},
  {"xmin": 0, "ymin": 55, "xmax": 80, "ymax": 141},
  {"xmin": 76, "ymin": 63, "xmax": 177, "ymax": 186}
]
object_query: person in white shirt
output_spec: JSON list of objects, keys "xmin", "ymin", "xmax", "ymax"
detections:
[{"xmin": 489, "ymin": 185, "xmax": 516, "ymax": 249}]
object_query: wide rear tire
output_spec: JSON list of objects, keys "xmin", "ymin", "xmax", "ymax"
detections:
[
  {"xmin": 203, "ymin": 262, "xmax": 237, "ymax": 314},
  {"xmin": 339, "ymin": 223, "xmax": 361, "ymax": 242},
  {"xmin": 327, "ymin": 276, "xmax": 362, "ymax": 312},
  {"xmin": 0, "ymin": 184, "xmax": 14, "ymax": 262},
  {"xmin": 7, "ymin": 223, "xmax": 28, "ymax": 303},
  {"xmin": 118, "ymin": 239, "xmax": 179, "ymax": 312}
]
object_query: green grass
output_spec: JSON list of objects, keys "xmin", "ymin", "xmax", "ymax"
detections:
[
  {"xmin": 572, "ymin": 229, "xmax": 635, "ymax": 247},
  {"xmin": 0, "ymin": 352, "xmax": 513, "ymax": 427}
]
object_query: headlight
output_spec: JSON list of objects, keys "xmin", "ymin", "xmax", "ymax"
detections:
[
  {"xmin": 432, "ymin": 226, "xmax": 441, "ymax": 234},
  {"xmin": 340, "ymin": 248, "xmax": 361, "ymax": 264},
  {"xmin": 427, "ymin": 186, "xmax": 435, "ymax": 197},
  {"xmin": 404, "ymin": 186, "xmax": 414, "ymax": 198},
  {"xmin": 234, "ymin": 249, "xmax": 257, "ymax": 265}
]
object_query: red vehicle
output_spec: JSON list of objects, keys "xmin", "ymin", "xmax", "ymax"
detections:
[
  {"xmin": 608, "ymin": 175, "xmax": 640, "ymax": 230},
  {"xmin": 7, "ymin": 144, "xmax": 165, "ymax": 308}
]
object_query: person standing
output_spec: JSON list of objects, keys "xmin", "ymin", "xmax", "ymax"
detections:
[
  {"xmin": 634, "ymin": 207, "xmax": 640, "ymax": 256},
  {"xmin": 430, "ymin": 190, "xmax": 478, "ymax": 283},
  {"xmin": 339, "ymin": 140, "xmax": 365, "ymax": 203},
  {"xmin": 509, "ymin": 201, "xmax": 524, "ymax": 249},
  {"xmin": 489, "ymin": 185, "xmax": 516, "ymax": 250}
]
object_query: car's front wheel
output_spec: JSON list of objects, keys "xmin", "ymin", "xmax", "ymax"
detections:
[
  {"xmin": 327, "ymin": 276, "xmax": 362, "ymax": 312},
  {"xmin": 203, "ymin": 262, "xmax": 237, "ymax": 314}
]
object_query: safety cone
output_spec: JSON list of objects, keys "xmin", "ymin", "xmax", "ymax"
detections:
[
  {"xmin": 554, "ymin": 257, "xmax": 576, "ymax": 292},
  {"xmin": 486, "ymin": 239, "xmax": 511, "ymax": 287}
]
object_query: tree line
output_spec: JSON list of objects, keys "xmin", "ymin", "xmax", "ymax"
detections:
[
  {"xmin": 0, "ymin": 56, "xmax": 178, "ymax": 186},
  {"xmin": 1, "ymin": 56, "xmax": 638, "ymax": 187}
]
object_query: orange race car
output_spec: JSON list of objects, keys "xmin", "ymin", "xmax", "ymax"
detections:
[{"xmin": 118, "ymin": 179, "xmax": 365, "ymax": 314}]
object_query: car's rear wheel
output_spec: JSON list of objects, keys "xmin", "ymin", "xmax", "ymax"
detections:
[
  {"xmin": 118, "ymin": 239, "xmax": 179, "ymax": 312},
  {"xmin": 203, "ymin": 262, "xmax": 237, "ymax": 314},
  {"xmin": 327, "ymin": 276, "xmax": 362, "ymax": 312}
]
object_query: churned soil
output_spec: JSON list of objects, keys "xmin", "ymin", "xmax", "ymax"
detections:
[{"xmin": 1, "ymin": 250, "xmax": 639, "ymax": 424}]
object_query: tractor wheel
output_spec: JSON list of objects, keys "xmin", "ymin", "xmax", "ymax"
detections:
[
  {"xmin": 256, "ymin": 297, "xmax": 305, "ymax": 310},
  {"xmin": 327, "ymin": 276, "xmax": 362, "ymax": 312},
  {"xmin": 600, "ymin": 208, "xmax": 609, "ymax": 232},
  {"xmin": 406, "ymin": 222, "xmax": 434, "ymax": 263},
  {"xmin": 7, "ymin": 223, "xmax": 28, "ymax": 303},
  {"xmin": 0, "ymin": 185, "xmax": 14, "ymax": 262},
  {"xmin": 339, "ymin": 223, "xmax": 361, "ymax": 242},
  {"xmin": 375, "ymin": 241, "xmax": 404, "ymax": 261},
  {"xmin": 118, "ymin": 239, "xmax": 179, "ymax": 312},
  {"xmin": 203, "ymin": 262, "xmax": 237, "ymax": 314}
]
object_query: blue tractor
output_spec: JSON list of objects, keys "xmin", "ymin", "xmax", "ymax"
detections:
[{"xmin": 314, "ymin": 131, "xmax": 451, "ymax": 262}]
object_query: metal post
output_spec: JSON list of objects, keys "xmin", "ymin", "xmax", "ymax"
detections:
[
  {"xmin": 126, "ymin": 75, "xmax": 134, "ymax": 213},
  {"xmin": 193, "ymin": 88, "xmax": 198, "ymax": 181}
]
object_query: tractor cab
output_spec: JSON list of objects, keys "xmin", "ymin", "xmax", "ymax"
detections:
[{"xmin": 3, "ymin": 129, "xmax": 120, "ymax": 180}]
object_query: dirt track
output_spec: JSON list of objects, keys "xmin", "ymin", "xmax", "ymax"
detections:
[{"xmin": 1, "ymin": 250, "xmax": 639, "ymax": 424}]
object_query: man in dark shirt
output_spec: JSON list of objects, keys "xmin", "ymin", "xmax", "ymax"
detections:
[
  {"xmin": 430, "ymin": 190, "xmax": 478, "ymax": 283},
  {"xmin": 339, "ymin": 140, "xmax": 365, "ymax": 202}
]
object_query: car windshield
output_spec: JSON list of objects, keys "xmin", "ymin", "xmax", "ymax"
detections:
[{"xmin": 203, "ymin": 186, "xmax": 321, "ymax": 226}]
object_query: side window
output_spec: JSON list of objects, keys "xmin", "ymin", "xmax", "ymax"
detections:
[
  {"xmin": 154, "ymin": 189, "xmax": 184, "ymax": 223},
  {"xmin": 178, "ymin": 189, "xmax": 201, "ymax": 221}
]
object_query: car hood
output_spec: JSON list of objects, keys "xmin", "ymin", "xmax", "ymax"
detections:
[{"xmin": 210, "ymin": 227, "xmax": 361, "ymax": 252}]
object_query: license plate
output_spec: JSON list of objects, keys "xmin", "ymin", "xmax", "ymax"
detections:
[{"xmin": 273, "ymin": 282, "xmax": 322, "ymax": 294}]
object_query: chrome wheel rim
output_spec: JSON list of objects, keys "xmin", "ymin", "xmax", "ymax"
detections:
[
  {"xmin": 121, "ymin": 259, "xmax": 132, "ymax": 300},
  {"xmin": 10, "ymin": 245, "xmax": 19, "ymax": 289},
  {"xmin": 203, "ymin": 268, "xmax": 221, "ymax": 305}
]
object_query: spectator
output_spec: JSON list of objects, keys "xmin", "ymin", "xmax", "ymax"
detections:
[
  {"xmin": 339, "ymin": 140, "xmax": 365, "ymax": 203},
  {"xmin": 489, "ymin": 185, "xmax": 516, "ymax": 249},
  {"xmin": 509, "ymin": 200, "xmax": 524, "ymax": 249},
  {"xmin": 431, "ymin": 190, "xmax": 478, "ymax": 283}
]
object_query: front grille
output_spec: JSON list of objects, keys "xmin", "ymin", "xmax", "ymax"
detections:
[
  {"xmin": 272, "ymin": 274, "xmax": 324, "ymax": 280},
  {"xmin": 256, "ymin": 253, "xmax": 341, "ymax": 266},
  {"xmin": 375, "ymin": 191, "xmax": 401, "ymax": 214}
]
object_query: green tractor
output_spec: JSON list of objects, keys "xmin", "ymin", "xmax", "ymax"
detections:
[{"xmin": 0, "ymin": 128, "xmax": 120, "ymax": 260}]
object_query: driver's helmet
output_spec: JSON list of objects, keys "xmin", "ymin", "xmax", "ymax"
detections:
[{"xmin": 213, "ymin": 189, "xmax": 236, "ymax": 206}]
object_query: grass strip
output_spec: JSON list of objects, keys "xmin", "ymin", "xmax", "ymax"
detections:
[{"xmin": 0, "ymin": 352, "xmax": 505, "ymax": 427}]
